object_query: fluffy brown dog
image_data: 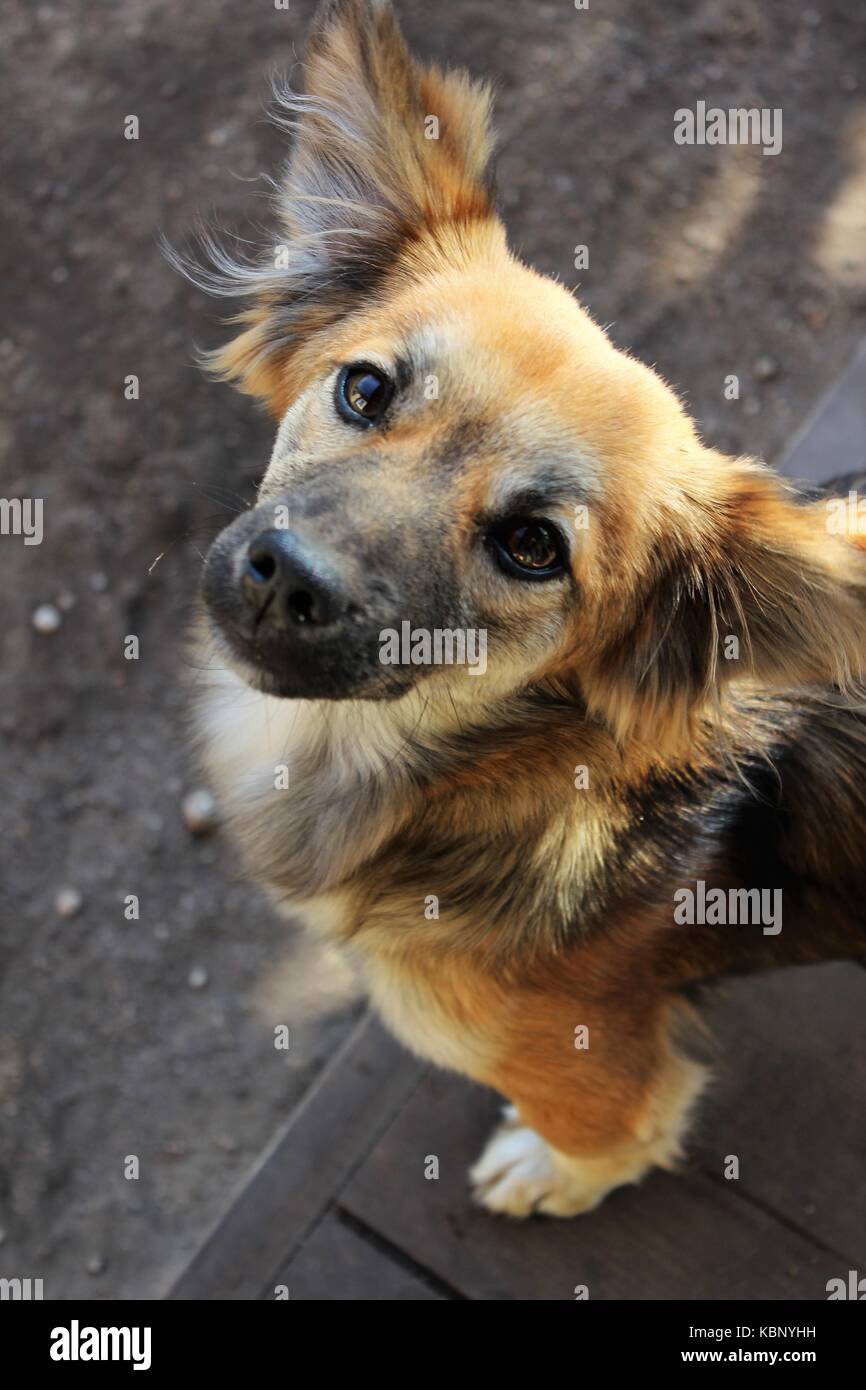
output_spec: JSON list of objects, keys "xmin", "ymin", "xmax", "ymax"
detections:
[{"xmin": 176, "ymin": 0, "xmax": 866, "ymax": 1216}]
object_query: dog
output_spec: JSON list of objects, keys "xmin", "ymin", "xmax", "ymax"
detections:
[{"xmin": 173, "ymin": 0, "xmax": 866, "ymax": 1217}]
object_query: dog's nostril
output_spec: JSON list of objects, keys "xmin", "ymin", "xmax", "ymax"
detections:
[
  {"xmin": 291, "ymin": 586, "xmax": 318, "ymax": 625},
  {"xmin": 247, "ymin": 550, "xmax": 276, "ymax": 584},
  {"xmin": 287, "ymin": 589, "xmax": 315, "ymax": 624}
]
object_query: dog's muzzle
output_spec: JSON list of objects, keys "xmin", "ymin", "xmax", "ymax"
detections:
[{"xmin": 200, "ymin": 503, "xmax": 417, "ymax": 701}]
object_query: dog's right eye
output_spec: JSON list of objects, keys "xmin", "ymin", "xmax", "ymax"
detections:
[{"xmin": 336, "ymin": 364, "xmax": 393, "ymax": 426}]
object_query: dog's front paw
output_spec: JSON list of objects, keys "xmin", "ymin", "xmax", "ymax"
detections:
[
  {"xmin": 469, "ymin": 1108, "xmax": 560, "ymax": 1217},
  {"xmin": 469, "ymin": 1107, "xmax": 651, "ymax": 1219}
]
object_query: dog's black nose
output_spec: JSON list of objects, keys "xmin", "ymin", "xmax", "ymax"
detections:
[{"xmin": 241, "ymin": 530, "xmax": 345, "ymax": 629}]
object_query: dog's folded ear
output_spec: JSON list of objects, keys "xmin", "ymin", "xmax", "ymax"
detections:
[
  {"xmin": 179, "ymin": 0, "xmax": 498, "ymax": 413},
  {"xmin": 581, "ymin": 457, "xmax": 866, "ymax": 752}
]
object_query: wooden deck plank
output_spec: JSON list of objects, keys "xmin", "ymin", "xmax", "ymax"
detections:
[
  {"xmin": 692, "ymin": 963, "xmax": 866, "ymax": 1265},
  {"xmin": 340, "ymin": 1055, "xmax": 850, "ymax": 1301},
  {"xmin": 169, "ymin": 1012, "xmax": 425, "ymax": 1300},
  {"xmin": 171, "ymin": 961, "xmax": 863, "ymax": 1299},
  {"xmin": 271, "ymin": 1210, "xmax": 447, "ymax": 1301},
  {"xmin": 778, "ymin": 336, "xmax": 866, "ymax": 483}
]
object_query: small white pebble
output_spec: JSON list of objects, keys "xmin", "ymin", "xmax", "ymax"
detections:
[
  {"xmin": 188, "ymin": 965, "xmax": 209, "ymax": 990},
  {"xmin": 85, "ymin": 1254, "xmax": 105, "ymax": 1276},
  {"xmin": 753, "ymin": 354, "xmax": 780, "ymax": 382},
  {"xmin": 182, "ymin": 788, "xmax": 218, "ymax": 836},
  {"xmin": 55, "ymin": 887, "xmax": 83, "ymax": 919},
  {"xmin": 33, "ymin": 603, "xmax": 61, "ymax": 634}
]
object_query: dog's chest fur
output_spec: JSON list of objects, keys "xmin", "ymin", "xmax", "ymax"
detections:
[
  {"xmin": 196, "ymin": 659, "xmax": 497, "ymax": 1070},
  {"xmin": 195, "ymin": 649, "xmax": 866, "ymax": 1059},
  {"xmin": 197, "ymin": 661, "xmax": 410, "ymax": 901}
]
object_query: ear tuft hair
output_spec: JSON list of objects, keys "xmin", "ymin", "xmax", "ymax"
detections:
[{"xmin": 166, "ymin": 0, "xmax": 497, "ymax": 414}]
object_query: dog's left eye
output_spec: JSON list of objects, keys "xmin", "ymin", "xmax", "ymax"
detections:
[
  {"xmin": 336, "ymin": 364, "xmax": 393, "ymax": 426},
  {"xmin": 488, "ymin": 518, "xmax": 567, "ymax": 580}
]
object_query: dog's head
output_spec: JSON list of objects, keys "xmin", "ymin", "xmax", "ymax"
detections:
[{"xmin": 186, "ymin": 0, "xmax": 866, "ymax": 750}]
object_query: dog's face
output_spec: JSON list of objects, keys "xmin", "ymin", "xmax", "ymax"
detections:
[
  {"xmin": 202, "ymin": 256, "xmax": 681, "ymax": 706},
  {"xmin": 192, "ymin": 0, "xmax": 865, "ymax": 747}
]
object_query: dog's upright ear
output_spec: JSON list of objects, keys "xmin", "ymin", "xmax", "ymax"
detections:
[
  {"xmin": 289, "ymin": 0, "xmax": 496, "ymax": 237},
  {"xmin": 581, "ymin": 456, "xmax": 866, "ymax": 753},
  {"xmin": 186, "ymin": 0, "xmax": 498, "ymax": 414}
]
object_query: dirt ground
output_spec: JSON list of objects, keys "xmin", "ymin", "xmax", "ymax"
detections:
[{"xmin": 1, "ymin": 0, "xmax": 865, "ymax": 1300}]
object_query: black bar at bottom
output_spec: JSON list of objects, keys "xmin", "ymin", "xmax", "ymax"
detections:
[{"xmin": 0, "ymin": 1298, "xmax": 860, "ymax": 1374}]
